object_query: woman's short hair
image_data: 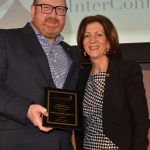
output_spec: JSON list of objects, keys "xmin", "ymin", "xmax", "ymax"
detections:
[{"xmin": 77, "ymin": 15, "xmax": 120, "ymax": 57}]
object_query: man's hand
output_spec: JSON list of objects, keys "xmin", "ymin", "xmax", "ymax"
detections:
[{"xmin": 27, "ymin": 104, "xmax": 53, "ymax": 132}]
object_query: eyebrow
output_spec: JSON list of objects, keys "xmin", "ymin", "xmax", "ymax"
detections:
[{"xmin": 85, "ymin": 31, "xmax": 104, "ymax": 34}]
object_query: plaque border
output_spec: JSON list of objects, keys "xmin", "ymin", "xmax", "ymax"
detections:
[{"xmin": 43, "ymin": 87, "xmax": 81, "ymax": 130}]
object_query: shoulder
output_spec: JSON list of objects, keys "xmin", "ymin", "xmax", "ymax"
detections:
[
  {"xmin": 60, "ymin": 42, "xmax": 81, "ymax": 63},
  {"xmin": 0, "ymin": 28, "xmax": 22, "ymax": 41},
  {"xmin": 77, "ymin": 63, "xmax": 91, "ymax": 91},
  {"xmin": 109, "ymin": 58, "xmax": 143, "ymax": 84},
  {"xmin": 0, "ymin": 23, "xmax": 32, "ymax": 37},
  {"xmin": 80, "ymin": 63, "xmax": 91, "ymax": 71},
  {"xmin": 60, "ymin": 41, "xmax": 78, "ymax": 54},
  {"xmin": 110, "ymin": 58, "xmax": 141, "ymax": 73},
  {"xmin": 79, "ymin": 63, "xmax": 91, "ymax": 80},
  {"xmin": 0, "ymin": 27, "xmax": 22, "ymax": 34}
]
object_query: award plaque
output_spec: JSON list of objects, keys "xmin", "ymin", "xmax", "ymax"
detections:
[{"xmin": 42, "ymin": 87, "xmax": 81, "ymax": 130}]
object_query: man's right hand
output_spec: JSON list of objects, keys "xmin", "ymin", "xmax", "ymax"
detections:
[{"xmin": 27, "ymin": 104, "xmax": 53, "ymax": 132}]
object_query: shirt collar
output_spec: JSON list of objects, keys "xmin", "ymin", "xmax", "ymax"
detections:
[{"xmin": 30, "ymin": 22, "xmax": 64, "ymax": 45}]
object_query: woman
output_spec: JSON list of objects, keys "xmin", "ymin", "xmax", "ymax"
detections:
[{"xmin": 77, "ymin": 15, "xmax": 149, "ymax": 150}]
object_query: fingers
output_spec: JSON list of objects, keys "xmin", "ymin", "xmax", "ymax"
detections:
[
  {"xmin": 27, "ymin": 104, "xmax": 53, "ymax": 132},
  {"xmin": 42, "ymin": 109, "xmax": 48, "ymax": 117}
]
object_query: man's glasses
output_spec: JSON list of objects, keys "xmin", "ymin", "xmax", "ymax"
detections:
[{"xmin": 34, "ymin": 4, "xmax": 68, "ymax": 16}]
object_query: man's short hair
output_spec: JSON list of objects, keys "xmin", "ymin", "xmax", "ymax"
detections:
[{"xmin": 33, "ymin": 0, "xmax": 67, "ymax": 6}]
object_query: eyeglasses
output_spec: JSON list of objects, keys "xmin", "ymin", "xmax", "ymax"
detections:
[{"xmin": 34, "ymin": 4, "xmax": 68, "ymax": 16}]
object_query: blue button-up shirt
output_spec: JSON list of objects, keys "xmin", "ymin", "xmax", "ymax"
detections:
[{"xmin": 30, "ymin": 22, "xmax": 72, "ymax": 88}]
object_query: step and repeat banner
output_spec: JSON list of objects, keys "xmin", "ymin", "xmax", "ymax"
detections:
[{"xmin": 0, "ymin": 0, "xmax": 150, "ymax": 45}]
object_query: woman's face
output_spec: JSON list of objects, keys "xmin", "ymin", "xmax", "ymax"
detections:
[{"xmin": 83, "ymin": 21, "xmax": 110, "ymax": 60}]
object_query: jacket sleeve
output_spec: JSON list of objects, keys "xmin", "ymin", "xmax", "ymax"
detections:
[
  {"xmin": 125, "ymin": 62, "xmax": 149, "ymax": 150},
  {"xmin": 0, "ymin": 30, "xmax": 32, "ymax": 125}
]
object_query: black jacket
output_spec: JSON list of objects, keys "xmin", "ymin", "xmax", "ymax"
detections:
[
  {"xmin": 77, "ymin": 58, "xmax": 149, "ymax": 150},
  {"xmin": 0, "ymin": 23, "xmax": 80, "ymax": 150}
]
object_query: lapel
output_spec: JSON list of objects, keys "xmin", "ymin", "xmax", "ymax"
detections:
[
  {"xmin": 21, "ymin": 23, "xmax": 55, "ymax": 87},
  {"xmin": 103, "ymin": 58, "xmax": 117, "ymax": 105},
  {"xmin": 60, "ymin": 42, "xmax": 80, "ymax": 89},
  {"xmin": 104, "ymin": 58, "xmax": 113, "ymax": 93}
]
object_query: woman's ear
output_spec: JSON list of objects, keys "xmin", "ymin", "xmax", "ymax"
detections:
[{"xmin": 106, "ymin": 42, "xmax": 110, "ymax": 50}]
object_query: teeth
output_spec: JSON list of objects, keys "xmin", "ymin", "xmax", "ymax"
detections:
[{"xmin": 89, "ymin": 46, "xmax": 99, "ymax": 50}]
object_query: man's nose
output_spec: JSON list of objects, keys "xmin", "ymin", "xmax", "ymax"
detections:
[{"xmin": 50, "ymin": 8, "xmax": 57, "ymax": 17}]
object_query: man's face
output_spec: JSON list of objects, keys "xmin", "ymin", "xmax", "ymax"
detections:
[{"xmin": 31, "ymin": 0, "xmax": 66, "ymax": 40}]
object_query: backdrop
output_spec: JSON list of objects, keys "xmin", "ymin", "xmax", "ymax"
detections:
[{"xmin": 0, "ymin": 0, "xmax": 150, "ymax": 45}]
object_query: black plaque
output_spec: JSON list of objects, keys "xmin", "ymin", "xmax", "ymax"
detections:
[{"xmin": 43, "ymin": 87, "xmax": 81, "ymax": 130}]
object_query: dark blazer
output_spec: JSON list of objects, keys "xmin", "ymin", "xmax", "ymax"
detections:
[
  {"xmin": 0, "ymin": 23, "xmax": 80, "ymax": 150},
  {"xmin": 77, "ymin": 58, "xmax": 149, "ymax": 150}
]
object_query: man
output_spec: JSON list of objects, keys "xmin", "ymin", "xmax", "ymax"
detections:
[{"xmin": 0, "ymin": 0, "xmax": 80, "ymax": 149}]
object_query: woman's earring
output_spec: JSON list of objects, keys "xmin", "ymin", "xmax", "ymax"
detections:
[{"xmin": 84, "ymin": 51, "xmax": 87, "ymax": 56}]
